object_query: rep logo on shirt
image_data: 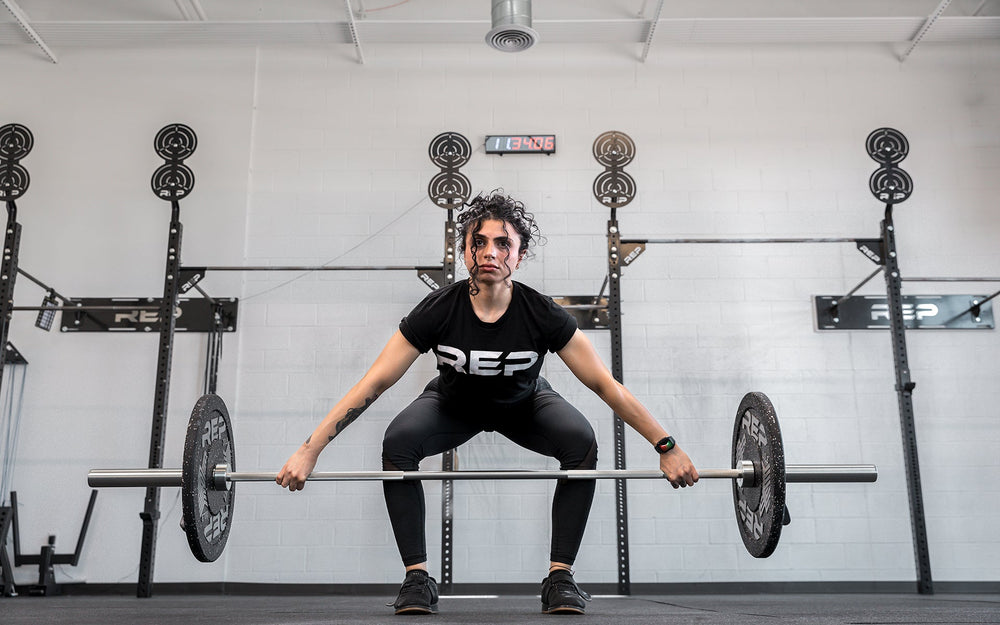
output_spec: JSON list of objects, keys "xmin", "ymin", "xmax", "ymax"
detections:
[{"xmin": 435, "ymin": 345, "xmax": 538, "ymax": 376}]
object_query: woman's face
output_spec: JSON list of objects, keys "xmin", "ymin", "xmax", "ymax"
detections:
[{"xmin": 465, "ymin": 219, "xmax": 524, "ymax": 286}]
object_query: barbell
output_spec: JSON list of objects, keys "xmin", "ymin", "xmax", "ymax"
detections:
[{"xmin": 88, "ymin": 392, "xmax": 877, "ymax": 563}]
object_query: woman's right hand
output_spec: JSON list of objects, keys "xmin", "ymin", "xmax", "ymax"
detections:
[{"xmin": 276, "ymin": 446, "xmax": 319, "ymax": 492}]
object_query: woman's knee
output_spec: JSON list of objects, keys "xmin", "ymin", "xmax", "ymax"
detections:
[
  {"xmin": 531, "ymin": 390, "xmax": 599, "ymax": 470},
  {"xmin": 381, "ymin": 389, "xmax": 444, "ymax": 470},
  {"xmin": 560, "ymin": 428, "xmax": 598, "ymax": 470},
  {"xmin": 381, "ymin": 422, "xmax": 422, "ymax": 471}
]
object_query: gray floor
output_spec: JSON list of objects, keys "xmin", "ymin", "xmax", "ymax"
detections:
[{"xmin": 2, "ymin": 594, "xmax": 999, "ymax": 625}]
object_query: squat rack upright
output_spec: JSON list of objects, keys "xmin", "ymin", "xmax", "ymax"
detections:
[
  {"xmin": 130, "ymin": 126, "xmax": 466, "ymax": 597},
  {"xmin": 593, "ymin": 129, "xmax": 936, "ymax": 595}
]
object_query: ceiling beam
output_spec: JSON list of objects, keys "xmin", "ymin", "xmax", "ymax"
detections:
[
  {"xmin": 173, "ymin": 0, "xmax": 192, "ymax": 21},
  {"xmin": 345, "ymin": 0, "xmax": 365, "ymax": 64},
  {"xmin": 1, "ymin": 0, "xmax": 57, "ymax": 63},
  {"xmin": 174, "ymin": 0, "xmax": 206, "ymax": 21},
  {"xmin": 1, "ymin": 15, "xmax": 996, "ymax": 59},
  {"xmin": 640, "ymin": 0, "xmax": 665, "ymax": 62},
  {"xmin": 188, "ymin": 0, "xmax": 207, "ymax": 22},
  {"xmin": 899, "ymin": 0, "xmax": 953, "ymax": 61}
]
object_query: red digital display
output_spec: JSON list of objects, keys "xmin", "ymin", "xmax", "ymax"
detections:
[{"xmin": 485, "ymin": 135, "xmax": 556, "ymax": 155}]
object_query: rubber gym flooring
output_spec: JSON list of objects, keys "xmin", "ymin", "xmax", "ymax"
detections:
[{"xmin": 3, "ymin": 593, "xmax": 999, "ymax": 625}]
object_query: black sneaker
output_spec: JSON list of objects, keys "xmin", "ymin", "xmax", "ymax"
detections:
[
  {"xmin": 389, "ymin": 569, "xmax": 439, "ymax": 615},
  {"xmin": 541, "ymin": 569, "xmax": 592, "ymax": 615}
]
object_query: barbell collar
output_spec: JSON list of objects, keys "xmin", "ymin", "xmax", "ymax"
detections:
[
  {"xmin": 737, "ymin": 459, "xmax": 756, "ymax": 487},
  {"xmin": 88, "ymin": 463, "xmax": 876, "ymax": 489}
]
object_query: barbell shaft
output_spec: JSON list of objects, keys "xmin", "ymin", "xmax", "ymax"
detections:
[
  {"xmin": 87, "ymin": 463, "xmax": 877, "ymax": 489},
  {"xmin": 227, "ymin": 468, "xmax": 745, "ymax": 483}
]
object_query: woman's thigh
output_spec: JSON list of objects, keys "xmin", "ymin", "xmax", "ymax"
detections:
[
  {"xmin": 495, "ymin": 388, "xmax": 597, "ymax": 468},
  {"xmin": 382, "ymin": 388, "xmax": 484, "ymax": 468}
]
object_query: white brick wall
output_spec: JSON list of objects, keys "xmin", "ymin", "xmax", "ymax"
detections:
[{"xmin": 1, "ymin": 39, "xmax": 998, "ymax": 589}]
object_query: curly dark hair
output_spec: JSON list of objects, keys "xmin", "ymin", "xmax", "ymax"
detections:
[{"xmin": 456, "ymin": 190, "xmax": 541, "ymax": 295}]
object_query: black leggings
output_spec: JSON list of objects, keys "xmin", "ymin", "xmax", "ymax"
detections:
[{"xmin": 381, "ymin": 377, "xmax": 598, "ymax": 567}]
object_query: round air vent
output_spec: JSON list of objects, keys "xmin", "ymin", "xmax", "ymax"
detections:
[{"xmin": 486, "ymin": 0, "xmax": 539, "ymax": 52}]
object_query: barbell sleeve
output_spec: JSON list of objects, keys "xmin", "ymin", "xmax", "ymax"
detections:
[
  {"xmin": 88, "ymin": 468, "xmax": 184, "ymax": 488},
  {"xmin": 87, "ymin": 463, "xmax": 876, "ymax": 489},
  {"xmin": 784, "ymin": 464, "xmax": 878, "ymax": 483}
]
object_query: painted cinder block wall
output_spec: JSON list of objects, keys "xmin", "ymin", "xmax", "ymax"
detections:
[{"xmin": 1, "ymin": 38, "xmax": 998, "ymax": 588}]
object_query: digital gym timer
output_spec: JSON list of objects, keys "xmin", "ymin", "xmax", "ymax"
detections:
[{"xmin": 485, "ymin": 135, "xmax": 556, "ymax": 155}]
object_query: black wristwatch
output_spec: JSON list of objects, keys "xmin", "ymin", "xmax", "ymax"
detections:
[{"xmin": 653, "ymin": 436, "xmax": 676, "ymax": 454}]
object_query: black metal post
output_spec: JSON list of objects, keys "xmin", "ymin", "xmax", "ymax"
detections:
[
  {"xmin": 203, "ymin": 306, "xmax": 223, "ymax": 395},
  {"xmin": 439, "ymin": 213, "xmax": 457, "ymax": 595},
  {"xmin": 137, "ymin": 200, "xmax": 183, "ymax": 597},
  {"xmin": 0, "ymin": 505, "xmax": 14, "ymax": 596},
  {"xmin": 881, "ymin": 205, "xmax": 933, "ymax": 594},
  {"xmin": 607, "ymin": 216, "xmax": 631, "ymax": 596},
  {"xmin": 0, "ymin": 203, "xmax": 21, "ymax": 439},
  {"xmin": 0, "ymin": 204, "xmax": 23, "ymax": 598}
]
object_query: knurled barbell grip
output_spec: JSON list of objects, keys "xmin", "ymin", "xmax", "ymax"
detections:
[{"xmin": 87, "ymin": 463, "xmax": 877, "ymax": 489}]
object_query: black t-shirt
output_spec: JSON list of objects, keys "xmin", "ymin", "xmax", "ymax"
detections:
[{"xmin": 399, "ymin": 281, "xmax": 577, "ymax": 406}]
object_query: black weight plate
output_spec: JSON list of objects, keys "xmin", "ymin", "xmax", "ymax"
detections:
[
  {"xmin": 151, "ymin": 162, "xmax": 195, "ymax": 201},
  {"xmin": 428, "ymin": 132, "xmax": 472, "ymax": 169},
  {"xmin": 0, "ymin": 163, "xmax": 30, "ymax": 201},
  {"xmin": 182, "ymin": 393, "xmax": 236, "ymax": 563},
  {"xmin": 865, "ymin": 128, "xmax": 908, "ymax": 165},
  {"xmin": 154, "ymin": 124, "xmax": 198, "ymax": 161},
  {"xmin": 731, "ymin": 392, "xmax": 785, "ymax": 558},
  {"xmin": 592, "ymin": 131, "xmax": 635, "ymax": 168},
  {"xmin": 869, "ymin": 166, "xmax": 913, "ymax": 204},
  {"xmin": 0, "ymin": 124, "xmax": 33, "ymax": 162},
  {"xmin": 592, "ymin": 170, "xmax": 636, "ymax": 208},
  {"xmin": 427, "ymin": 171, "xmax": 471, "ymax": 210}
]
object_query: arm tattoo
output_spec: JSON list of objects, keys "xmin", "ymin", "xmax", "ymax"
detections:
[
  {"xmin": 329, "ymin": 394, "xmax": 380, "ymax": 441},
  {"xmin": 304, "ymin": 435, "xmax": 312, "ymax": 445}
]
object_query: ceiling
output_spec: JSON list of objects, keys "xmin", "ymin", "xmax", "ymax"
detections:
[{"xmin": 2, "ymin": 0, "xmax": 999, "ymax": 64}]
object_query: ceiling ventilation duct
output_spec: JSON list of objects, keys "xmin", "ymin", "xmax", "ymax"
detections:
[{"xmin": 485, "ymin": 0, "xmax": 538, "ymax": 52}]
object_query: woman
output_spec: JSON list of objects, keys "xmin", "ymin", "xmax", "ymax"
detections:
[{"xmin": 277, "ymin": 191, "xmax": 698, "ymax": 615}]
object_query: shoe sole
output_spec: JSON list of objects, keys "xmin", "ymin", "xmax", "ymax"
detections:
[
  {"xmin": 394, "ymin": 604, "xmax": 439, "ymax": 615},
  {"xmin": 542, "ymin": 605, "xmax": 586, "ymax": 615}
]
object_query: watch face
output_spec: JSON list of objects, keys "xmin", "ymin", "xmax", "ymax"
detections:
[{"xmin": 656, "ymin": 437, "xmax": 675, "ymax": 453}]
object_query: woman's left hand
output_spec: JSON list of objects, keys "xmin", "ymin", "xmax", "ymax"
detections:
[{"xmin": 660, "ymin": 446, "xmax": 699, "ymax": 488}]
